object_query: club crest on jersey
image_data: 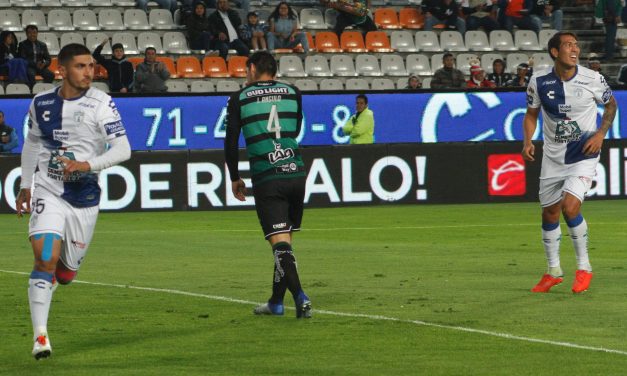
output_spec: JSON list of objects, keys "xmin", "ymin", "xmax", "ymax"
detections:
[
  {"xmin": 555, "ymin": 120, "xmax": 582, "ymax": 143},
  {"xmin": 574, "ymin": 88, "xmax": 583, "ymax": 98},
  {"xmin": 268, "ymin": 141, "xmax": 294, "ymax": 164},
  {"xmin": 73, "ymin": 111, "xmax": 84, "ymax": 124}
]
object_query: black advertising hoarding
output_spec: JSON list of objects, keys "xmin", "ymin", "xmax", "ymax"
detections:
[{"xmin": 1, "ymin": 140, "xmax": 626, "ymax": 213}]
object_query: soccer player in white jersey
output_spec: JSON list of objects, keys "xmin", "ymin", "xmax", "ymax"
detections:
[
  {"xmin": 15, "ymin": 43, "xmax": 131, "ymax": 359},
  {"xmin": 522, "ymin": 32, "xmax": 617, "ymax": 294}
]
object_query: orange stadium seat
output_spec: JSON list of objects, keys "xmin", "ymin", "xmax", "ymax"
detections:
[
  {"xmin": 399, "ymin": 8, "xmax": 424, "ymax": 29},
  {"xmin": 176, "ymin": 56, "xmax": 204, "ymax": 78},
  {"xmin": 202, "ymin": 56, "xmax": 229, "ymax": 77},
  {"xmin": 374, "ymin": 8, "xmax": 401, "ymax": 29},
  {"xmin": 340, "ymin": 31, "xmax": 367, "ymax": 53},
  {"xmin": 228, "ymin": 56, "xmax": 247, "ymax": 78},
  {"xmin": 156, "ymin": 56, "xmax": 177, "ymax": 78},
  {"xmin": 314, "ymin": 31, "xmax": 343, "ymax": 53},
  {"xmin": 95, "ymin": 64, "xmax": 108, "ymax": 80},
  {"xmin": 48, "ymin": 58, "xmax": 62, "ymax": 80},
  {"xmin": 365, "ymin": 31, "xmax": 394, "ymax": 52},
  {"xmin": 305, "ymin": 32, "xmax": 316, "ymax": 52},
  {"xmin": 127, "ymin": 57, "xmax": 144, "ymax": 70}
]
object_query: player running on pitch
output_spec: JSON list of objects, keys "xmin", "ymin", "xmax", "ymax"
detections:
[
  {"xmin": 224, "ymin": 51, "xmax": 311, "ymax": 318},
  {"xmin": 16, "ymin": 43, "xmax": 131, "ymax": 359},
  {"xmin": 522, "ymin": 32, "xmax": 617, "ymax": 293}
]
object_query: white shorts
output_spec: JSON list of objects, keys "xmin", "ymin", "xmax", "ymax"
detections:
[
  {"xmin": 539, "ymin": 175, "xmax": 593, "ymax": 207},
  {"xmin": 29, "ymin": 187, "xmax": 99, "ymax": 271}
]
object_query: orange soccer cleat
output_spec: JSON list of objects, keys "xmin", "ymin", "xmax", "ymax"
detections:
[
  {"xmin": 531, "ymin": 274, "xmax": 564, "ymax": 293},
  {"xmin": 572, "ymin": 270, "xmax": 593, "ymax": 294}
]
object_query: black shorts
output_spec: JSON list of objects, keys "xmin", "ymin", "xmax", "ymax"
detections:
[{"xmin": 252, "ymin": 177, "xmax": 306, "ymax": 239}]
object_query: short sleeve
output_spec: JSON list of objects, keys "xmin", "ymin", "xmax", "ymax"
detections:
[
  {"xmin": 97, "ymin": 96, "xmax": 127, "ymax": 142},
  {"xmin": 526, "ymin": 74, "xmax": 540, "ymax": 109},
  {"xmin": 592, "ymin": 71, "xmax": 612, "ymax": 105},
  {"xmin": 27, "ymin": 99, "xmax": 42, "ymax": 137}
]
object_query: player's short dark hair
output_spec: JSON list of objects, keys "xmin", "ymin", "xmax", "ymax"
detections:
[
  {"xmin": 25, "ymin": 25, "xmax": 38, "ymax": 32},
  {"xmin": 356, "ymin": 94, "xmax": 368, "ymax": 104},
  {"xmin": 246, "ymin": 50, "xmax": 277, "ymax": 77},
  {"xmin": 145, "ymin": 46, "xmax": 157, "ymax": 54},
  {"xmin": 58, "ymin": 43, "xmax": 92, "ymax": 65},
  {"xmin": 547, "ymin": 32, "xmax": 577, "ymax": 60}
]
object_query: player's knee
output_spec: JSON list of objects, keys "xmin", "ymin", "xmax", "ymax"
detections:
[
  {"xmin": 32, "ymin": 233, "xmax": 62, "ymax": 263},
  {"xmin": 55, "ymin": 266, "xmax": 76, "ymax": 285}
]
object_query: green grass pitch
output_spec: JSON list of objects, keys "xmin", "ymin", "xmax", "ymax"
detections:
[{"xmin": 1, "ymin": 201, "xmax": 627, "ymax": 375}]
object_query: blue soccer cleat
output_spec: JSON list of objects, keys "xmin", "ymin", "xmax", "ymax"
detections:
[{"xmin": 295, "ymin": 292, "xmax": 312, "ymax": 319}]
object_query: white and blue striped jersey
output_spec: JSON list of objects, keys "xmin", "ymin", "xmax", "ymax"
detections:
[
  {"xmin": 526, "ymin": 65, "xmax": 612, "ymax": 179},
  {"xmin": 27, "ymin": 86, "xmax": 127, "ymax": 207}
]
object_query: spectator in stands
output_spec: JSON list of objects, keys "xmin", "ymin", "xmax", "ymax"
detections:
[
  {"xmin": 422, "ymin": 0, "xmax": 466, "ymax": 34},
  {"xmin": 267, "ymin": 2, "xmax": 309, "ymax": 53},
  {"xmin": 505, "ymin": 62, "xmax": 530, "ymax": 87},
  {"xmin": 431, "ymin": 53, "xmax": 466, "ymax": 89},
  {"xmin": 92, "ymin": 38, "xmax": 134, "ymax": 93},
  {"xmin": 587, "ymin": 53, "xmax": 610, "ymax": 83},
  {"xmin": 18, "ymin": 25, "xmax": 54, "ymax": 86},
  {"xmin": 530, "ymin": 0, "xmax": 563, "ymax": 31},
  {"xmin": 617, "ymin": 64, "xmax": 627, "ymax": 85},
  {"xmin": 487, "ymin": 58, "xmax": 512, "ymax": 86},
  {"xmin": 467, "ymin": 63, "xmax": 496, "ymax": 88},
  {"xmin": 343, "ymin": 94, "xmax": 375, "ymax": 144},
  {"xmin": 320, "ymin": 0, "xmax": 377, "ymax": 36},
  {"xmin": 136, "ymin": 0, "xmax": 177, "ymax": 14},
  {"xmin": 186, "ymin": 1, "xmax": 218, "ymax": 54},
  {"xmin": 0, "ymin": 31, "xmax": 30, "ymax": 85},
  {"xmin": 240, "ymin": 11, "xmax": 268, "ymax": 51},
  {"xmin": 405, "ymin": 75, "xmax": 422, "ymax": 90},
  {"xmin": 208, "ymin": 0, "xmax": 250, "ymax": 60},
  {"xmin": 462, "ymin": 0, "xmax": 500, "ymax": 34},
  {"xmin": 499, "ymin": 0, "xmax": 541, "ymax": 34},
  {"xmin": 595, "ymin": 0, "xmax": 622, "ymax": 60},
  {"xmin": 134, "ymin": 47, "xmax": 170, "ymax": 93},
  {"xmin": 0, "ymin": 111, "xmax": 18, "ymax": 153}
]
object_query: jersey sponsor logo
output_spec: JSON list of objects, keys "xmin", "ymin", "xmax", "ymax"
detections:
[
  {"xmin": 555, "ymin": 120, "xmax": 582, "ymax": 143},
  {"xmin": 602, "ymin": 89, "xmax": 612, "ymax": 103},
  {"xmin": 42, "ymin": 110, "xmax": 51, "ymax": 122},
  {"xmin": 78, "ymin": 102, "xmax": 96, "ymax": 109},
  {"xmin": 53, "ymin": 129, "xmax": 70, "ymax": 141},
  {"xmin": 246, "ymin": 87, "xmax": 289, "ymax": 97},
  {"xmin": 71, "ymin": 240, "xmax": 87, "ymax": 249},
  {"xmin": 104, "ymin": 120, "xmax": 125, "ymax": 136},
  {"xmin": 547, "ymin": 90, "xmax": 555, "ymax": 99},
  {"xmin": 47, "ymin": 150, "xmax": 81, "ymax": 182},
  {"xmin": 268, "ymin": 141, "xmax": 295, "ymax": 164},
  {"xmin": 542, "ymin": 80, "xmax": 556, "ymax": 86},
  {"xmin": 276, "ymin": 163, "xmax": 298, "ymax": 173},
  {"xmin": 558, "ymin": 104, "xmax": 571, "ymax": 113},
  {"xmin": 36, "ymin": 99, "xmax": 55, "ymax": 106},
  {"xmin": 487, "ymin": 154, "xmax": 526, "ymax": 196},
  {"xmin": 573, "ymin": 80, "xmax": 589, "ymax": 86},
  {"xmin": 526, "ymin": 94, "xmax": 534, "ymax": 106},
  {"xmin": 108, "ymin": 99, "xmax": 120, "ymax": 117}
]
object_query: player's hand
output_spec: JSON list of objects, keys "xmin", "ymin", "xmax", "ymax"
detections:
[
  {"xmin": 56, "ymin": 156, "xmax": 91, "ymax": 178},
  {"xmin": 16, "ymin": 188, "xmax": 31, "ymax": 218},
  {"xmin": 231, "ymin": 179, "xmax": 247, "ymax": 202},
  {"xmin": 522, "ymin": 142, "xmax": 535, "ymax": 161},
  {"xmin": 582, "ymin": 132, "xmax": 604, "ymax": 156}
]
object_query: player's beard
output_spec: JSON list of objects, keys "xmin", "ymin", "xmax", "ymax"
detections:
[{"xmin": 67, "ymin": 76, "xmax": 92, "ymax": 93}]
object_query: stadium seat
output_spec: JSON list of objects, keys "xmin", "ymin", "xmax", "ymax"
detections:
[
  {"xmin": 21, "ymin": 9, "xmax": 49, "ymax": 31},
  {"xmin": 127, "ymin": 57, "xmax": 144, "ymax": 69},
  {"xmin": 422, "ymin": 77, "xmax": 432, "ymax": 89},
  {"xmin": 137, "ymin": 32, "xmax": 165, "ymax": 54},
  {"xmin": 99, "ymin": 9, "xmax": 125, "ymax": 31},
  {"xmin": 538, "ymin": 29, "xmax": 557, "ymax": 49},
  {"xmin": 300, "ymin": 8, "xmax": 326, "ymax": 30},
  {"xmin": 374, "ymin": 8, "xmax": 401, "ymax": 29},
  {"xmin": 61, "ymin": 0, "xmax": 87, "ymax": 5},
  {"xmin": 0, "ymin": 85, "xmax": 6, "ymax": 95},
  {"xmin": 456, "ymin": 53, "xmax": 480, "ymax": 75},
  {"xmin": 305, "ymin": 55, "xmax": 333, "ymax": 77},
  {"xmin": 324, "ymin": 8, "xmax": 338, "ymax": 28},
  {"xmin": 340, "ymin": 31, "xmax": 367, "ymax": 53},
  {"xmin": 278, "ymin": 55, "xmax": 307, "ymax": 77},
  {"xmin": 87, "ymin": 0, "xmax": 112, "ymax": 5},
  {"xmin": 531, "ymin": 52, "xmax": 553, "ymax": 71},
  {"xmin": 163, "ymin": 32, "xmax": 191, "ymax": 54},
  {"xmin": 5, "ymin": 83, "xmax": 30, "ymax": 95},
  {"xmin": 391, "ymin": 31, "xmax": 418, "ymax": 52},
  {"xmin": 48, "ymin": 58, "xmax": 62, "ymax": 79},
  {"xmin": 305, "ymin": 32, "xmax": 316, "ymax": 52},
  {"xmin": 381, "ymin": 54, "xmax": 407, "ymax": 76},
  {"xmin": 415, "ymin": 31, "xmax": 441, "ymax": 52},
  {"xmin": 36, "ymin": 0, "xmax": 61, "ymax": 5},
  {"xmin": 370, "ymin": 78, "xmax": 395, "ymax": 90},
  {"xmin": 315, "ymin": 31, "xmax": 342, "ymax": 53},
  {"xmin": 124, "ymin": 9, "xmax": 152, "ymax": 30},
  {"xmin": 481, "ymin": 53, "xmax": 504, "ymax": 73},
  {"xmin": 216, "ymin": 80, "xmax": 240, "ymax": 92},
  {"xmin": 176, "ymin": 56, "xmax": 204, "ymax": 78},
  {"xmin": 440, "ymin": 31, "xmax": 467, "ymax": 52},
  {"xmin": 32, "ymin": 82, "xmax": 55, "ymax": 94},
  {"xmin": 319, "ymin": 78, "xmax": 343, "ymax": 90},
  {"xmin": 48, "ymin": 10, "xmax": 75, "ymax": 31},
  {"xmin": 190, "ymin": 80, "xmax": 215, "ymax": 93},
  {"xmin": 165, "ymin": 80, "xmax": 188, "ymax": 93},
  {"xmin": 39, "ymin": 33, "xmax": 60, "ymax": 55},
  {"xmin": 406, "ymin": 54, "xmax": 432, "ymax": 76},
  {"xmin": 396, "ymin": 77, "xmax": 408, "ymax": 89},
  {"xmin": 355, "ymin": 54, "xmax": 382, "ymax": 76},
  {"xmin": 399, "ymin": 7, "xmax": 424, "ymax": 29},
  {"xmin": 156, "ymin": 56, "xmax": 177, "ymax": 78},
  {"xmin": 0, "ymin": 10, "xmax": 22, "ymax": 31},
  {"xmin": 465, "ymin": 30, "xmax": 492, "ymax": 52},
  {"xmin": 506, "ymin": 52, "xmax": 529, "ymax": 74},
  {"xmin": 227, "ymin": 56, "xmax": 248, "ymax": 78},
  {"xmin": 345, "ymin": 78, "xmax": 369, "ymax": 90},
  {"xmin": 430, "ymin": 53, "xmax": 444, "ymax": 74},
  {"xmin": 59, "ymin": 32, "xmax": 84, "ymax": 49},
  {"xmin": 490, "ymin": 30, "xmax": 518, "ymax": 51},
  {"xmin": 73, "ymin": 9, "xmax": 100, "ymax": 31},
  {"xmin": 112, "ymin": 0, "xmax": 135, "ymax": 5},
  {"xmin": 330, "ymin": 54, "xmax": 357, "ymax": 77},
  {"xmin": 91, "ymin": 81, "xmax": 110, "ymax": 92},
  {"xmin": 515, "ymin": 30, "xmax": 542, "ymax": 51},
  {"xmin": 0, "ymin": 0, "xmax": 8, "ymax": 5},
  {"xmin": 112, "ymin": 32, "xmax": 139, "ymax": 55},
  {"xmin": 202, "ymin": 56, "xmax": 229, "ymax": 77},
  {"xmin": 11, "ymin": 0, "xmax": 35, "ymax": 6},
  {"xmin": 94, "ymin": 63, "xmax": 108, "ymax": 79},
  {"xmin": 149, "ymin": 9, "xmax": 177, "ymax": 30},
  {"xmin": 365, "ymin": 31, "xmax": 394, "ymax": 52},
  {"xmin": 86, "ymin": 32, "xmax": 111, "ymax": 54},
  {"xmin": 294, "ymin": 79, "xmax": 318, "ymax": 91}
]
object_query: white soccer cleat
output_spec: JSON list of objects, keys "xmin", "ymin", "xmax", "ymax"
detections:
[
  {"xmin": 253, "ymin": 302, "xmax": 284, "ymax": 315},
  {"xmin": 32, "ymin": 334, "xmax": 51, "ymax": 360}
]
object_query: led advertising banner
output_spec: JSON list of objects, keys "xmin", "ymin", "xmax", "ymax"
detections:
[{"xmin": 1, "ymin": 90, "xmax": 624, "ymax": 152}]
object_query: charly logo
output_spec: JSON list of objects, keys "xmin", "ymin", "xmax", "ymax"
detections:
[
  {"xmin": 555, "ymin": 120, "xmax": 582, "ymax": 143},
  {"xmin": 487, "ymin": 154, "xmax": 526, "ymax": 196},
  {"xmin": 268, "ymin": 141, "xmax": 295, "ymax": 164}
]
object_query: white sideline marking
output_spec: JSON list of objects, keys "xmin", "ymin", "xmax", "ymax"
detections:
[{"xmin": 2, "ymin": 269, "xmax": 627, "ymax": 357}]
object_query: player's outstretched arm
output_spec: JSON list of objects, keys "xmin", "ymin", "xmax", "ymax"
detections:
[
  {"xmin": 583, "ymin": 96, "xmax": 617, "ymax": 156},
  {"xmin": 522, "ymin": 106, "xmax": 539, "ymax": 162}
]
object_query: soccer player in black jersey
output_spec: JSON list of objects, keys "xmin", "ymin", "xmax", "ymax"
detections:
[{"xmin": 224, "ymin": 51, "xmax": 311, "ymax": 318}]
